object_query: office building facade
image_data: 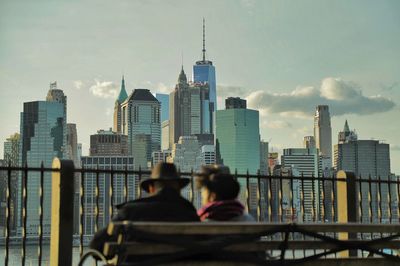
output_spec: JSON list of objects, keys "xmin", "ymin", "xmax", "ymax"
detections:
[
  {"xmin": 90, "ymin": 129, "xmax": 128, "ymax": 156},
  {"xmin": 113, "ymin": 76, "xmax": 128, "ymax": 134},
  {"xmin": 314, "ymin": 105, "xmax": 332, "ymax": 167}
]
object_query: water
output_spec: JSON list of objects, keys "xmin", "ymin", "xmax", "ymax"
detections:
[{"xmin": 0, "ymin": 245, "xmax": 96, "ymax": 266}]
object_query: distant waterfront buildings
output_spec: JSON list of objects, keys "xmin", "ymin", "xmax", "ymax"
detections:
[
  {"xmin": 90, "ymin": 129, "xmax": 128, "ymax": 156},
  {"xmin": 303, "ymin": 136, "xmax": 316, "ymax": 149},
  {"xmin": 201, "ymin": 145, "xmax": 216, "ymax": 165},
  {"xmin": 152, "ymin": 150, "xmax": 172, "ymax": 166},
  {"xmin": 121, "ymin": 89, "xmax": 161, "ymax": 169},
  {"xmin": 17, "ymin": 85, "xmax": 67, "ymax": 235},
  {"xmin": 113, "ymin": 76, "xmax": 128, "ymax": 134}
]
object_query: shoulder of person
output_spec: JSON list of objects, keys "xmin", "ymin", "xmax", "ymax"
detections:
[{"xmin": 230, "ymin": 213, "xmax": 255, "ymax": 222}]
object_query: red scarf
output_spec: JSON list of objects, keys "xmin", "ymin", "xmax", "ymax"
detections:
[{"xmin": 197, "ymin": 200, "xmax": 244, "ymax": 221}]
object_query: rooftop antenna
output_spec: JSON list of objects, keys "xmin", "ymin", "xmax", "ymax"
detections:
[{"xmin": 202, "ymin": 18, "xmax": 206, "ymax": 61}]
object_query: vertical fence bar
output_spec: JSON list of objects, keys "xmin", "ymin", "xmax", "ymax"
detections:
[
  {"xmin": 320, "ymin": 177, "xmax": 324, "ymax": 223},
  {"xmin": 190, "ymin": 168, "xmax": 194, "ymax": 204},
  {"xmin": 124, "ymin": 164, "xmax": 128, "ymax": 202},
  {"xmin": 311, "ymin": 173, "xmax": 316, "ymax": 223},
  {"xmin": 320, "ymin": 177, "xmax": 324, "ymax": 222},
  {"xmin": 95, "ymin": 165, "xmax": 100, "ymax": 233},
  {"xmin": 388, "ymin": 176, "xmax": 392, "ymax": 223},
  {"xmin": 331, "ymin": 174, "xmax": 336, "ymax": 223},
  {"xmin": 79, "ymin": 164, "xmax": 85, "ymax": 257},
  {"xmin": 138, "ymin": 166, "xmax": 142, "ymax": 199},
  {"xmin": 49, "ymin": 158, "xmax": 74, "ymax": 266},
  {"xmin": 21, "ymin": 162, "xmax": 28, "ymax": 266},
  {"xmin": 268, "ymin": 176, "xmax": 272, "ymax": 223},
  {"xmin": 246, "ymin": 170, "xmax": 250, "ymax": 213},
  {"xmin": 300, "ymin": 174, "xmax": 305, "ymax": 223},
  {"xmin": 378, "ymin": 175, "xmax": 383, "ymax": 225},
  {"xmin": 368, "ymin": 175, "xmax": 373, "ymax": 224},
  {"xmin": 279, "ymin": 174, "xmax": 283, "ymax": 224},
  {"xmin": 257, "ymin": 171, "xmax": 261, "ymax": 222},
  {"xmin": 5, "ymin": 162, "xmax": 12, "ymax": 266},
  {"xmin": 38, "ymin": 162, "xmax": 44, "ymax": 266},
  {"xmin": 110, "ymin": 166, "xmax": 114, "ymax": 220},
  {"xmin": 358, "ymin": 177, "xmax": 363, "ymax": 223}
]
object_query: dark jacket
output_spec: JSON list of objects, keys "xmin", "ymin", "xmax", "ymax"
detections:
[{"xmin": 89, "ymin": 187, "xmax": 199, "ymax": 257}]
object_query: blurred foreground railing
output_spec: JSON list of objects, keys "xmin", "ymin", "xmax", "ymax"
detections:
[{"xmin": 0, "ymin": 158, "xmax": 399, "ymax": 266}]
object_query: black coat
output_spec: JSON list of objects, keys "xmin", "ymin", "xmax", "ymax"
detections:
[{"xmin": 89, "ymin": 187, "xmax": 200, "ymax": 257}]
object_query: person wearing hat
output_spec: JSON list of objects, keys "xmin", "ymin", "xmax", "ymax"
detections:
[
  {"xmin": 89, "ymin": 162, "xmax": 199, "ymax": 258},
  {"xmin": 195, "ymin": 165, "xmax": 254, "ymax": 222}
]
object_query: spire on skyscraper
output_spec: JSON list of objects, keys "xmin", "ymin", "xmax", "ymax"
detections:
[
  {"xmin": 344, "ymin": 120, "xmax": 350, "ymax": 132},
  {"xmin": 202, "ymin": 17, "xmax": 206, "ymax": 62},
  {"xmin": 117, "ymin": 75, "xmax": 128, "ymax": 103},
  {"xmin": 178, "ymin": 66, "xmax": 187, "ymax": 84}
]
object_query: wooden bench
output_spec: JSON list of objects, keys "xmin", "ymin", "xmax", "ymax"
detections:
[{"xmin": 80, "ymin": 222, "xmax": 400, "ymax": 266}]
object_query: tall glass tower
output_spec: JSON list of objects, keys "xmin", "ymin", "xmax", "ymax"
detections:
[
  {"xmin": 18, "ymin": 98, "xmax": 66, "ymax": 236},
  {"xmin": 193, "ymin": 19, "xmax": 216, "ymax": 130}
]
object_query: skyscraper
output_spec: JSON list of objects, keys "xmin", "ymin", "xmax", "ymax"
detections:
[
  {"xmin": 18, "ymin": 88, "xmax": 66, "ymax": 235},
  {"xmin": 216, "ymin": 98, "xmax": 260, "ymax": 174},
  {"xmin": 281, "ymin": 148, "xmax": 320, "ymax": 222},
  {"xmin": 3, "ymin": 133, "xmax": 20, "ymax": 229},
  {"xmin": 216, "ymin": 98, "xmax": 260, "ymax": 214},
  {"xmin": 334, "ymin": 137, "xmax": 391, "ymax": 223},
  {"xmin": 90, "ymin": 129, "xmax": 128, "ymax": 156},
  {"xmin": 156, "ymin": 93, "xmax": 169, "ymax": 123},
  {"xmin": 303, "ymin": 136, "xmax": 316, "ymax": 149},
  {"xmin": 121, "ymin": 89, "xmax": 161, "ymax": 169},
  {"xmin": 314, "ymin": 105, "xmax": 332, "ymax": 167},
  {"xmin": 113, "ymin": 76, "xmax": 128, "ymax": 134},
  {"xmin": 169, "ymin": 67, "xmax": 212, "ymax": 148},
  {"xmin": 81, "ymin": 155, "xmax": 135, "ymax": 236},
  {"xmin": 193, "ymin": 19, "xmax": 216, "ymax": 112}
]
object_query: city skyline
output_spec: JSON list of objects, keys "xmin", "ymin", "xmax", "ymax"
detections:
[{"xmin": 1, "ymin": 0, "xmax": 399, "ymax": 172}]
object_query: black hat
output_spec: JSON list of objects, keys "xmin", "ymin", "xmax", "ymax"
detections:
[{"xmin": 140, "ymin": 162, "xmax": 190, "ymax": 192}]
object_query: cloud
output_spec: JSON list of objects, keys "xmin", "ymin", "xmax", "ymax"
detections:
[
  {"xmin": 142, "ymin": 81, "xmax": 173, "ymax": 94},
  {"xmin": 265, "ymin": 120, "xmax": 292, "ymax": 129},
  {"xmin": 73, "ymin": 80, "xmax": 83, "ymax": 90},
  {"xmin": 243, "ymin": 77, "xmax": 395, "ymax": 117},
  {"xmin": 392, "ymin": 145, "xmax": 400, "ymax": 151},
  {"xmin": 89, "ymin": 80, "xmax": 119, "ymax": 99}
]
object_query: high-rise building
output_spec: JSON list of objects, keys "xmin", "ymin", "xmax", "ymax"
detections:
[
  {"xmin": 156, "ymin": 93, "xmax": 169, "ymax": 122},
  {"xmin": 121, "ymin": 89, "xmax": 161, "ymax": 169},
  {"xmin": 260, "ymin": 141, "xmax": 269, "ymax": 175},
  {"xmin": 338, "ymin": 120, "xmax": 358, "ymax": 144},
  {"xmin": 334, "ymin": 138, "xmax": 391, "ymax": 223},
  {"xmin": 314, "ymin": 105, "xmax": 332, "ymax": 167},
  {"xmin": 0, "ymin": 160, "xmax": 6, "ymax": 233},
  {"xmin": 216, "ymin": 98, "xmax": 260, "ymax": 214},
  {"xmin": 216, "ymin": 98, "xmax": 260, "ymax": 174},
  {"xmin": 167, "ymin": 136, "xmax": 203, "ymax": 207},
  {"xmin": 268, "ymin": 152, "xmax": 279, "ymax": 175},
  {"xmin": 18, "ymin": 89, "xmax": 66, "ymax": 235},
  {"xmin": 169, "ymin": 67, "xmax": 212, "ymax": 147},
  {"xmin": 89, "ymin": 129, "xmax": 128, "ymax": 156},
  {"xmin": 193, "ymin": 19, "xmax": 216, "ymax": 112},
  {"xmin": 113, "ymin": 76, "xmax": 128, "ymax": 134},
  {"xmin": 258, "ymin": 141, "xmax": 269, "ymax": 221},
  {"xmin": 152, "ymin": 150, "xmax": 172, "ymax": 166},
  {"xmin": 3, "ymin": 133, "xmax": 20, "ymax": 230},
  {"xmin": 81, "ymin": 155, "xmax": 135, "ymax": 236},
  {"xmin": 161, "ymin": 120, "xmax": 170, "ymax": 151},
  {"xmin": 303, "ymin": 136, "xmax": 316, "ymax": 149},
  {"xmin": 66, "ymin": 124, "xmax": 79, "ymax": 165},
  {"xmin": 225, "ymin": 97, "xmax": 246, "ymax": 109},
  {"xmin": 201, "ymin": 145, "xmax": 216, "ymax": 165},
  {"xmin": 281, "ymin": 148, "xmax": 320, "ymax": 222}
]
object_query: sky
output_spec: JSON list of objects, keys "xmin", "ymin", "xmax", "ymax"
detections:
[{"xmin": 1, "ymin": 0, "xmax": 399, "ymax": 173}]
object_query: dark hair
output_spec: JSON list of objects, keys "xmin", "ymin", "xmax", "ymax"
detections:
[{"xmin": 197, "ymin": 173, "xmax": 240, "ymax": 201}]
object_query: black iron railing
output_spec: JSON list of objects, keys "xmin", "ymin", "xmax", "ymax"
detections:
[{"xmin": 0, "ymin": 158, "xmax": 399, "ymax": 266}]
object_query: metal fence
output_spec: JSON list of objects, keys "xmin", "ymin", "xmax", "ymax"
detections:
[{"xmin": 0, "ymin": 158, "xmax": 399, "ymax": 265}]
